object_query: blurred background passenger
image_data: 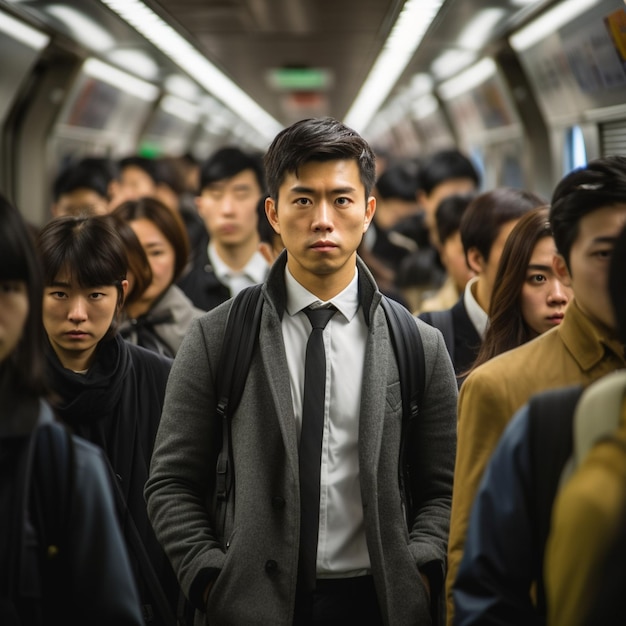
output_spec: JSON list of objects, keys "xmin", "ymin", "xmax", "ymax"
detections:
[
  {"xmin": 419, "ymin": 194, "xmax": 476, "ymax": 314},
  {"xmin": 469, "ymin": 206, "xmax": 572, "ymax": 373},
  {"xmin": 104, "ymin": 213, "xmax": 153, "ymax": 312},
  {"xmin": 114, "ymin": 155, "xmax": 159, "ymax": 205},
  {"xmin": 114, "ymin": 197, "xmax": 203, "ymax": 358},
  {"xmin": 50, "ymin": 156, "xmax": 118, "ymax": 218},
  {"xmin": 416, "ymin": 148, "xmax": 481, "ymax": 249},
  {"xmin": 178, "ymin": 146, "xmax": 269, "ymax": 311},
  {"xmin": 36, "ymin": 215, "xmax": 179, "ymax": 626},
  {"xmin": 154, "ymin": 155, "xmax": 208, "ymax": 267},
  {"xmin": 419, "ymin": 187, "xmax": 545, "ymax": 385}
]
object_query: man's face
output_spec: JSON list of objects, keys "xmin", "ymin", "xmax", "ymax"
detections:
[
  {"xmin": 265, "ymin": 159, "xmax": 375, "ymax": 298},
  {"xmin": 441, "ymin": 231, "xmax": 475, "ymax": 292},
  {"xmin": 555, "ymin": 204, "xmax": 626, "ymax": 331},
  {"xmin": 420, "ymin": 178, "xmax": 477, "ymax": 244},
  {"xmin": 196, "ymin": 169, "xmax": 262, "ymax": 250},
  {"xmin": 117, "ymin": 166, "xmax": 157, "ymax": 203},
  {"xmin": 467, "ymin": 218, "xmax": 519, "ymax": 306}
]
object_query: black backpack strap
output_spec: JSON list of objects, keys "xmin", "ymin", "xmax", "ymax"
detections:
[
  {"xmin": 214, "ymin": 284, "xmax": 264, "ymax": 539},
  {"xmin": 381, "ymin": 296, "xmax": 426, "ymax": 527},
  {"xmin": 527, "ymin": 384, "xmax": 583, "ymax": 617}
]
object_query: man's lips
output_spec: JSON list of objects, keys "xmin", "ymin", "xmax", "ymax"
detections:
[{"xmin": 310, "ymin": 241, "xmax": 337, "ymax": 250}]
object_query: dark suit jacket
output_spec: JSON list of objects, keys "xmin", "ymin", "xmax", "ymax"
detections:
[
  {"xmin": 419, "ymin": 296, "xmax": 482, "ymax": 387},
  {"xmin": 176, "ymin": 247, "xmax": 231, "ymax": 312}
]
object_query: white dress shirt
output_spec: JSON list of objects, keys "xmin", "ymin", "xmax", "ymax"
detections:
[
  {"xmin": 282, "ymin": 266, "xmax": 370, "ymax": 578},
  {"xmin": 208, "ymin": 242, "xmax": 269, "ymax": 296},
  {"xmin": 463, "ymin": 276, "xmax": 489, "ymax": 339}
]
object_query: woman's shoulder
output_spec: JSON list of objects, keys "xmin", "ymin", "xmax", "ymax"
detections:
[{"xmin": 125, "ymin": 339, "xmax": 173, "ymax": 377}]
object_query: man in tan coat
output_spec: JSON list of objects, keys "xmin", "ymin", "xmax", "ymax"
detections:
[{"xmin": 446, "ymin": 156, "xmax": 626, "ymax": 624}]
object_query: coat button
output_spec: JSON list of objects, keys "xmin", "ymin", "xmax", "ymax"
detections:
[
  {"xmin": 265, "ymin": 560, "xmax": 278, "ymax": 573},
  {"xmin": 272, "ymin": 496, "xmax": 285, "ymax": 510}
]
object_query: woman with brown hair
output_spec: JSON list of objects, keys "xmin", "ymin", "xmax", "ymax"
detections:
[
  {"xmin": 469, "ymin": 206, "xmax": 572, "ymax": 373},
  {"xmin": 114, "ymin": 197, "xmax": 203, "ymax": 358}
]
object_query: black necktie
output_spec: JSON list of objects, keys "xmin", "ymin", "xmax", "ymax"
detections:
[{"xmin": 298, "ymin": 305, "xmax": 337, "ymax": 595}]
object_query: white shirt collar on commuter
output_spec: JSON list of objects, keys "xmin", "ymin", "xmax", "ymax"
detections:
[
  {"xmin": 284, "ymin": 265, "xmax": 360, "ymax": 323},
  {"xmin": 463, "ymin": 275, "xmax": 489, "ymax": 339}
]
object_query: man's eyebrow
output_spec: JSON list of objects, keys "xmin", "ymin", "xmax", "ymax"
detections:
[{"xmin": 287, "ymin": 185, "xmax": 357, "ymax": 194}]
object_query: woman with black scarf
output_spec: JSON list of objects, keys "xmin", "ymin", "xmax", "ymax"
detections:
[{"xmin": 37, "ymin": 215, "xmax": 179, "ymax": 626}]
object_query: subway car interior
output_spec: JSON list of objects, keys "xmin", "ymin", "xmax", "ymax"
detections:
[{"xmin": 1, "ymin": 0, "xmax": 625, "ymax": 226}]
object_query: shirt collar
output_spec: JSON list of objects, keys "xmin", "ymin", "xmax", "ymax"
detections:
[
  {"xmin": 284, "ymin": 266, "xmax": 360, "ymax": 322},
  {"xmin": 207, "ymin": 242, "xmax": 269, "ymax": 284},
  {"xmin": 463, "ymin": 276, "xmax": 489, "ymax": 338}
]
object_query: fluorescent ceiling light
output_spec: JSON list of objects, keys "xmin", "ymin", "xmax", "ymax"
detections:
[
  {"xmin": 438, "ymin": 57, "xmax": 497, "ymax": 100},
  {"xmin": 106, "ymin": 49, "xmax": 160, "ymax": 80},
  {"xmin": 83, "ymin": 57, "xmax": 159, "ymax": 101},
  {"xmin": 99, "ymin": 0, "xmax": 282, "ymax": 143},
  {"xmin": 509, "ymin": 0, "xmax": 601, "ymax": 51},
  {"xmin": 160, "ymin": 94, "xmax": 201, "ymax": 124},
  {"xmin": 431, "ymin": 49, "xmax": 478, "ymax": 80},
  {"xmin": 457, "ymin": 8, "xmax": 507, "ymax": 50},
  {"xmin": 46, "ymin": 4, "xmax": 115, "ymax": 52},
  {"xmin": 164, "ymin": 74, "xmax": 201, "ymax": 101},
  {"xmin": 409, "ymin": 73, "xmax": 434, "ymax": 97},
  {"xmin": 412, "ymin": 93, "xmax": 440, "ymax": 119},
  {"xmin": 344, "ymin": 0, "xmax": 445, "ymax": 133},
  {"xmin": 0, "ymin": 9, "xmax": 50, "ymax": 50}
]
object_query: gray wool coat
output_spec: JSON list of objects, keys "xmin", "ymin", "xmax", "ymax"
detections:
[{"xmin": 145, "ymin": 253, "xmax": 457, "ymax": 626}]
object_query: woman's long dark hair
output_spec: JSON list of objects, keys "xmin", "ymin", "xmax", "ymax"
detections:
[
  {"xmin": 469, "ymin": 206, "xmax": 553, "ymax": 373},
  {"xmin": 0, "ymin": 194, "xmax": 47, "ymax": 396}
]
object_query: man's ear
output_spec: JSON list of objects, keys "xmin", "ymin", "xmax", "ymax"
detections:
[
  {"xmin": 363, "ymin": 196, "xmax": 376, "ymax": 233},
  {"xmin": 265, "ymin": 197, "xmax": 280, "ymax": 234},
  {"xmin": 466, "ymin": 246, "xmax": 484, "ymax": 275},
  {"xmin": 553, "ymin": 253, "xmax": 573, "ymax": 287}
]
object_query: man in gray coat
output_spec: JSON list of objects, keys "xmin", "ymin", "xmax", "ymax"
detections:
[{"xmin": 145, "ymin": 117, "xmax": 457, "ymax": 625}]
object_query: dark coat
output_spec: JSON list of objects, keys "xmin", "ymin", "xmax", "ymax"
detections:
[
  {"xmin": 176, "ymin": 247, "xmax": 231, "ymax": 312},
  {"xmin": 45, "ymin": 335, "xmax": 177, "ymax": 625},
  {"xmin": 0, "ymin": 366, "xmax": 144, "ymax": 626},
  {"xmin": 419, "ymin": 296, "xmax": 482, "ymax": 387}
]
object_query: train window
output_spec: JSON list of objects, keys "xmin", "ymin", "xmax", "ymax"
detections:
[{"xmin": 564, "ymin": 125, "xmax": 587, "ymax": 173}]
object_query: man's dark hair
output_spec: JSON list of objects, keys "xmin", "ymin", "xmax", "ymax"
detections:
[
  {"xmin": 550, "ymin": 156, "xmax": 626, "ymax": 269},
  {"xmin": 419, "ymin": 149, "xmax": 480, "ymax": 196},
  {"xmin": 436, "ymin": 193, "xmax": 475, "ymax": 246},
  {"xmin": 53, "ymin": 157, "xmax": 118, "ymax": 201},
  {"xmin": 118, "ymin": 155, "xmax": 158, "ymax": 183},
  {"xmin": 460, "ymin": 187, "xmax": 545, "ymax": 261},
  {"xmin": 375, "ymin": 161, "xmax": 420, "ymax": 201},
  {"xmin": 199, "ymin": 146, "xmax": 265, "ymax": 193},
  {"xmin": 264, "ymin": 117, "xmax": 376, "ymax": 200}
]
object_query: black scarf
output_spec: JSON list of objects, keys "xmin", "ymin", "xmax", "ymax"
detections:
[{"xmin": 44, "ymin": 334, "xmax": 131, "ymax": 426}]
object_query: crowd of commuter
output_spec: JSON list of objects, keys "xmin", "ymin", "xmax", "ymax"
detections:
[{"xmin": 1, "ymin": 116, "xmax": 625, "ymax": 626}]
